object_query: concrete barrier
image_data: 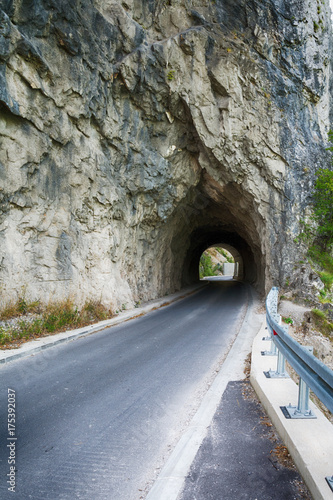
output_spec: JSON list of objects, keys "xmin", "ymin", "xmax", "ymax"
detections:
[{"xmin": 223, "ymin": 262, "xmax": 235, "ymax": 276}]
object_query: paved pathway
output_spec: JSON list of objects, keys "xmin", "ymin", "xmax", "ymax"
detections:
[{"xmin": 178, "ymin": 380, "xmax": 312, "ymax": 500}]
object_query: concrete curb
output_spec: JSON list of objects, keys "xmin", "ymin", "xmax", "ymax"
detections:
[
  {"xmin": 250, "ymin": 322, "xmax": 333, "ymax": 500},
  {"xmin": 0, "ymin": 283, "xmax": 207, "ymax": 365}
]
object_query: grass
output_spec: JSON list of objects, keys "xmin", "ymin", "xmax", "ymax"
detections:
[
  {"xmin": 318, "ymin": 271, "xmax": 333, "ymax": 290},
  {"xmin": 0, "ymin": 298, "xmax": 114, "ymax": 348},
  {"xmin": 311, "ymin": 309, "xmax": 333, "ymax": 337},
  {"xmin": 307, "ymin": 244, "xmax": 333, "ymax": 294},
  {"xmin": 0, "ymin": 297, "xmax": 41, "ymax": 320},
  {"xmin": 308, "ymin": 245, "xmax": 333, "ymax": 273}
]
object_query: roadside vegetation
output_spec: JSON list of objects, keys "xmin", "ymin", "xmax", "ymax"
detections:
[
  {"xmin": 284, "ymin": 131, "xmax": 333, "ymax": 370},
  {"xmin": 308, "ymin": 245, "xmax": 333, "ymax": 299},
  {"xmin": 0, "ymin": 296, "xmax": 114, "ymax": 349},
  {"xmin": 294, "ymin": 131, "xmax": 333, "ymax": 303},
  {"xmin": 306, "ymin": 135, "xmax": 333, "ymax": 336},
  {"xmin": 216, "ymin": 247, "xmax": 234, "ymax": 263},
  {"xmin": 199, "ymin": 252, "xmax": 217, "ymax": 278},
  {"xmin": 311, "ymin": 308, "xmax": 333, "ymax": 338}
]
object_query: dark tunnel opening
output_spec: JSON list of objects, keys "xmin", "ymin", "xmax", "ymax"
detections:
[
  {"xmin": 181, "ymin": 226, "xmax": 259, "ymax": 289},
  {"xmin": 167, "ymin": 171, "xmax": 266, "ymax": 298}
]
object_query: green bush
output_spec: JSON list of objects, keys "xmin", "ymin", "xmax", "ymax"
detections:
[
  {"xmin": 308, "ymin": 245, "xmax": 333, "ymax": 273},
  {"xmin": 311, "ymin": 131, "xmax": 333, "ymax": 249},
  {"xmin": 307, "ymin": 244, "xmax": 333, "ymax": 292},
  {"xmin": 311, "ymin": 308, "xmax": 333, "ymax": 336},
  {"xmin": 312, "ymin": 308, "xmax": 326, "ymax": 320},
  {"xmin": 312, "ymin": 168, "xmax": 333, "ymax": 248},
  {"xmin": 319, "ymin": 272, "xmax": 333, "ymax": 290},
  {"xmin": 199, "ymin": 252, "xmax": 216, "ymax": 278}
]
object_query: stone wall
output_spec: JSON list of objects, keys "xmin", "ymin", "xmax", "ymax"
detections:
[{"xmin": 0, "ymin": 0, "xmax": 332, "ymax": 309}]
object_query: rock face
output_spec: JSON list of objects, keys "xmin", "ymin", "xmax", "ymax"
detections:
[{"xmin": 0, "ymin": 0, "xmax": 332, "ymax": 309}]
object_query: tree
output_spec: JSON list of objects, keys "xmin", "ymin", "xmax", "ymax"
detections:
[
  {"xmin": 199, "ymin": 252, "xmax": 215, "ymax": 279},
  {"xmin": 312, "ymin": 132, "xmax": 333, "ymax": 249}
]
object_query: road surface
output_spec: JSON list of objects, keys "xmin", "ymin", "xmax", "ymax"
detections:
[{"xmin": 0, "ymin": 279, "xmax": 250, "ymax": 500}]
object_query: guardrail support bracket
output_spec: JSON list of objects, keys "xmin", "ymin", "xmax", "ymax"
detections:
[
  {"xmin": 280, "ymin": 378, "xmax": 316, "ymax": 419},
  {"xmin": 264, "ymin": 351, "xmax": 289, "ymax": 378},
  {"xmin": 261, "ymin": 340, "xmax": 277, "ymax": 356},
  {"xmin": 326, "ymin": 476, "xmax": 333, "ymax": 492},
  {"xmin": 264, "ymin": 369, "xmax": 289, "ymax": 379},
  {"xmin": 280, "ymin": 404, "xmax": 316, "ymax": 419}
]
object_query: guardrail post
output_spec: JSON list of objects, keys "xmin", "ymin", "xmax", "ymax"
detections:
[
  {"xmin": 263, "ymin": 315, "xmax": 288, "ymax": 377},
  {"xmin": 264, "ymin": 349, "xmax": 289, "ymax": 378},
  {"xmin": 280, "ymin": 346, "xmax": 317, "ymax": 419},
  {"xmin": 261, "ymin": 339, "xmax": 277, "ymax": 356},
  {"xmin": 326, "ymin": 476, "xmax": 333, "ymax": 492},
  {"xmin": 297, "ymin": 378, "xmax": 311, "ymax": 415},
  {"xmin": 262, "ymin": 326, "xmax": 272, "ymax": 341},
  {"xmin": 261, "ymin": 321, "xmax": 278, "ymax": 356},
  {"xmin": 276, "ymin": 350, "xmax": 287, "ymax": 376},
  {"xmin": 281, "ymin": 377, "xmax": 316, "ymax": 419}
]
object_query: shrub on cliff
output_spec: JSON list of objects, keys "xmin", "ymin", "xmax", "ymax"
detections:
[
  {"xmin": 312, "ymin": 168, "xmax": 333, "ymax": 249},
  {"xmin": 311, "ymin": 130, "xmax": 333, "ymax": 249}
]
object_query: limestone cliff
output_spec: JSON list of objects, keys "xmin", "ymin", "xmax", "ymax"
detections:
[{"xmin": 0, "ymin": 0, "xmax": 332, "ymax": 309}]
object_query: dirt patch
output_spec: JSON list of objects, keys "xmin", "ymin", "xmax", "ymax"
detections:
[
  {"xmin": 279, "ymin": 299, "xmax": 333, "ymax": 370},
  {"xmin": 243, "ymin": 352, "xmax": 251, "ymax": 379},
  {"xmin": 270, "ymin": 444, "xmax": 296, "ymax": 471}
]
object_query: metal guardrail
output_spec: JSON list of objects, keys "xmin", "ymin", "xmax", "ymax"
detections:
[
  {"xmin": 265, "ymin": 287, "xmax": 333, "ymax": 416},
  {"xmin": 265, "ymin": 287, "xmax": 333, "ymax": 492}
]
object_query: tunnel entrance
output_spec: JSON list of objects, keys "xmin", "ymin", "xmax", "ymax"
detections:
[
  {"xmin": 181, "ymin": 226, "xmax": 257, "ymax": 286},
  {"xmin": 166, "ymin": 154, "xmax": 266, "ymax": 297},
  {"xmin": 168, "ymin": 179, "xmax": 265, "ymax": 295},
  {"xmin": 199, "ymin": 246, "xmax": 238, "ymax": 279}
]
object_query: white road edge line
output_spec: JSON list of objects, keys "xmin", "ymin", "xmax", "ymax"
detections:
[{"xmin": 146, "ymin": 287, "xmax": 264, "ymax": 500}]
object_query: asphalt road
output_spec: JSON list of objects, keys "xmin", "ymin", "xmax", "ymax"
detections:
[
  {"xmin": 179, "ymin": 381, "xmax": 311, "ymax": 500},
  {"xmin": 0, "ymin": 280, "xmax": 249, "ymax": 500}
]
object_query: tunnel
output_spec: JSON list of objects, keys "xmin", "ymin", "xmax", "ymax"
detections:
[
  {"xmin": 167, "ymin": 172, "xmax": 266, "ymax": 296},
  {"xmin": 183, "ymin": 226, "xmax": 257, "ymax": 285},
  {"xmin": 195, "ymin": 239, "xmax": 243, "ymax": 281},
  {"xmin": 198, "ymin": 244, "xmax": 240, "ymax": 280}
]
